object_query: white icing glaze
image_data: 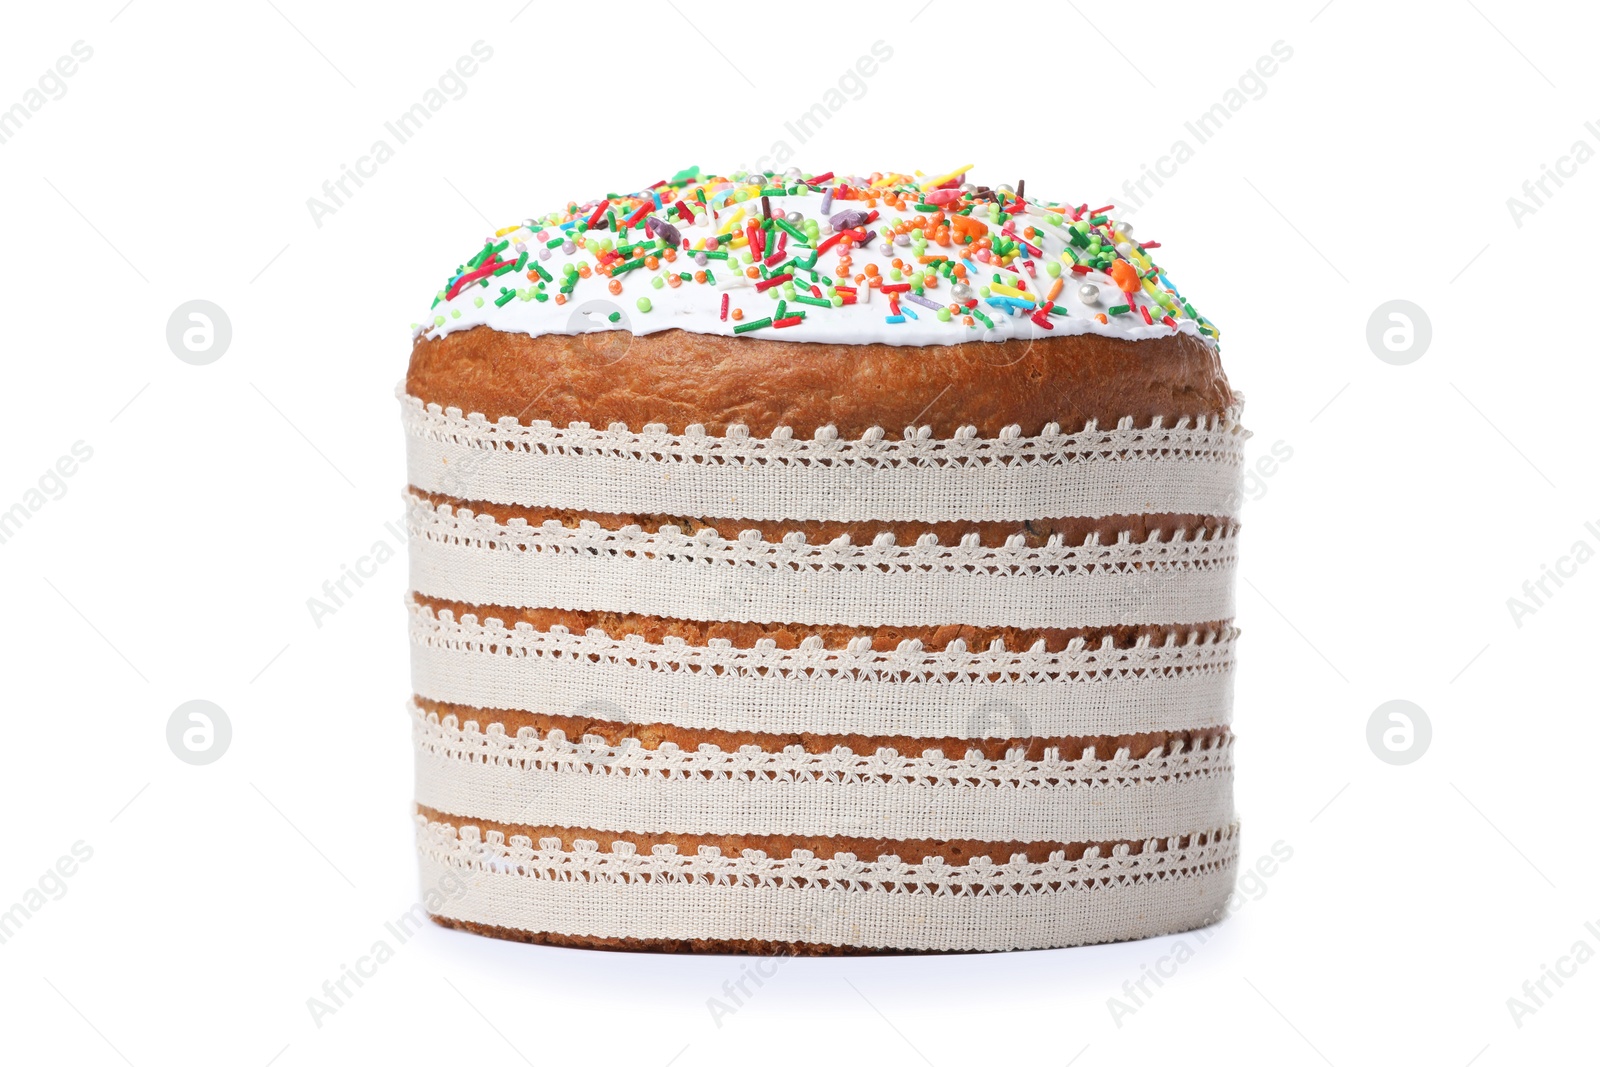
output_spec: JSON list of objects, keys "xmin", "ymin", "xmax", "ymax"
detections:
[{"xmin": 414, "ymin": 171, "xmax": 1216, "ymax": 348}]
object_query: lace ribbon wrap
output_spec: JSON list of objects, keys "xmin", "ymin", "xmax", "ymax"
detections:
[{"xmin": 401, "ymin": 388, "xmax": 1247, "ymax": 952}]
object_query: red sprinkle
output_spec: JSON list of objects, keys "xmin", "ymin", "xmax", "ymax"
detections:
[
  {"xmin": 754, "ymin": 273, "xmax": 792, "ymax": 292},
  {"xmin": 446, "ymin": 258, "xmax": 504, "ymax": 301},
  {"xmin": 1139, "ymin": 305, "xmax": 1154, "ymax": 325},
  {"xmin": 880, "ymin": 283, "xmax": 911, "ymax": 293},
  {"xmin": 587, "ymin": 202, "xmax": 607, "ymax": 228},
  {"xmin": 720, "ymin": 293, "xmax": 729, "ymax": 321},
  {"xmin": 773, "ymin": 315, "xmax": 803, "ymax": 328}
]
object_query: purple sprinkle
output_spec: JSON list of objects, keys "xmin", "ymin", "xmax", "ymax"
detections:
[
  {"xmin": 830, "ymin": 209, "xmax": 869, "ymax": 230},
  {"xmin": 906, "ymin": 293, "xmax": 942, "ymax": 311},
  {"xmin": 820, "ymin": 189, "xmax": 834, "ymax": 215},
  {"xmin": 645, "ymin": 216, "xmax": 682, "ymax": 248}
]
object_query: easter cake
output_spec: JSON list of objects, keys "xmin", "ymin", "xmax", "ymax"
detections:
[{"xmin": 403, "ymin": 167, "xmax": 1245, "ymax": 954}]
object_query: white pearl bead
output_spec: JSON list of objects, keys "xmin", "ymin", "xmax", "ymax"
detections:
[{"xmin": 1078, "ymin": 284, "xmax": 1100, "ymax": 305}]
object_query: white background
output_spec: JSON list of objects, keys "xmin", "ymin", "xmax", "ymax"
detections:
[{"xmin": 1, "ymin": 1, "xmax": 1596, "ymax": 1064}]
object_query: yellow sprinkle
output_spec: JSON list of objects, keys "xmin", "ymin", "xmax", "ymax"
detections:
[
  {"xmin": 495, "ymin": 225, "xmax": 519, "ymax": 237},
  {"xmin": 920, "ymin": 163, "xmax": 976, "ymax": 190},
  {"xmin": 990, "ymin": 282, "xmax": 1036, "ymax": 303}
]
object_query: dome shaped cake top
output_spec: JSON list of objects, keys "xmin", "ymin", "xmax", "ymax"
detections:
[{"xmin": 414, "ymin": 166, "xmax": 1219, "ymax": 349}]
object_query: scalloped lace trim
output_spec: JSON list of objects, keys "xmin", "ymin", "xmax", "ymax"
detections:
[
  {"xmin": 414, "ymin": 706, "xmax": 1233, "ymax": 788},
  {"xmin": 408, "ymin": 602, "xmax": 1236, "ymax": 737},
  {"xmin": 401, "ymin": 391, "xmax": 1248, "ymax": 522},
  {"xmin": 406, "ymin": 495, "xmax": 1238, "ymax": 629},
  {"xmin": 417, "ymin": 816, "xmax": 1239, "ymax": 893},
  {"xmin": 411, "ymin": 704, "xmax": 1234, "ymax": 841}
]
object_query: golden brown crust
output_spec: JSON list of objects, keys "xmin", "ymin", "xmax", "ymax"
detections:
[
  {"xmin": 411, "ymin": 592, "xmax": 1231, "ymax": 653},
  {"xmin": 414, "ymin": 696, "xmax": 1229, "ymax": 762},
  {"xmin": 415, "ymin": 804, "xmax": 1198, "ymax": 866},
  {"xmin": 406, "ymin": 326, "xmax": 1235, "ymax": 437},
  {"xmin": 409, "ymin": 489, "xmax": 1232, "ymax": 547}
]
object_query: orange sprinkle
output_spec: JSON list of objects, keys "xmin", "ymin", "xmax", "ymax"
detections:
[
  {"xmin": 667, "ymin": 273, "xmax": 682, "ymax": 288},
  {"xmin": 555, "ymin": 293, "xmax": 567, "ymax": 305},
  {"xmin": 663, "ymin": 248, "xmax": 677, "ymax": 262},
  {"xmin": 1095, "ymin": 313, "xmax": 1108, "ymax": 324},
  {"xmin": 1046, "ymin": 278, "xmax": 1064, "ymax": 303},
  {"xmin": 731, "ymin": 308, "xmax": 744, "ymax": 320},
  {"xmin": 694, "ymin": 270, "xmax": 707, "ymax": 284},
  {"xmin": 746, "ymin": 266, "xmax": 761, "ymax": 278},
  {"xmin": 1111, "ymin": 260, "xmax": 1140, "ymax": 293},
  {"xmin": 646, "ymin": 255, "xmax": 659, "ymax": 270},
  {"xmin": 608, "ymin": 279, "xmax": 622, "ymax": 295}
]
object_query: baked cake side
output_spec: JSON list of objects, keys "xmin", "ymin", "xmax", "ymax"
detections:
[{"xmin": 401, "ymin": 168, "xmax": 1245, "ymax": 953}]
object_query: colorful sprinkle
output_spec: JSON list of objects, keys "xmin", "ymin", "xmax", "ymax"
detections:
[{"xmin": 418, "ymin": 168, "xmax": 1216, "ymax": 344}]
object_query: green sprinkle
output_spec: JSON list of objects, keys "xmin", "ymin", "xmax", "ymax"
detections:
[
  {"xmin": 937, "ymin": 307, "xmax": 952, "ymax": 322},
  {"xmin": 1046, "ymin": 262, "xmax": 1061, "ymax": 278},
  {"xmin": 973, "ymin": 310, "xmax": 995, "ymax": 329},
  {"xmin": 1108, "ymin": 304, "xmax": 1132, "ymax": 316},
  {"xmin": 532, "ymin": 261, "xmax": 553, "ymax": 283},
  {"xmin": 793, "ymin": 294, "xmax": 831, "ymax": 308},
  {"xmin": 652, "ymin": 276, "xmax": 664, "ymax": 289},
  {"xmin": 733, "ymin": 316, "xmax": 773, "ymax": 334},
  {"xmin": 636, "ymin": 297, "xmax": 652, "ymax": 312},
  {"xmin": 613, "ymin": 258, "xmax": 645, "ymax": 275},
  {"xmin": 609, "ymin": 311, "xmax": 622, "ymax": 322},
  {"xmin": 774, "ymin": 219, "xmax": 809, "ymax": 243}
]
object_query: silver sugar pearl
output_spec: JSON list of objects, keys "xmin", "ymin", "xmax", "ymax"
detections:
[
  {"xmin": 997, "ymin": 183, "xmax": 1015, "ymax": 195},
  {"xmin": 783, "ymin": 166, "xmax": 802, "ymax": 180},
  {"xmin": 1078, "ymin": 284, "xmax": 1101, "ymax": 306},
  {"xmin": 960, "ymin": 182, "xmax": 976, "ymax": 194},
  {"xmin": 951, "ymin": 282, "xmax": 975, "ymax": 302},
  {"xmin": 786, "ymin": 211, "xmax": 804, "ymax": 225}
]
